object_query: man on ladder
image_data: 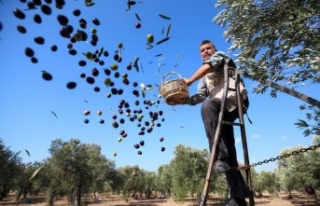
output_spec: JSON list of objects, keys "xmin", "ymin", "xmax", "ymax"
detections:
[{"xmin": 181, "ymin": 40, "xmax": 252, "ymax": 206}]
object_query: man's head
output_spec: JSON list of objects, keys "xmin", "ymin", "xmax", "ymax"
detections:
[{"xmin": 199, "ymin": 40, "xmax": 216, "ymax": 61}]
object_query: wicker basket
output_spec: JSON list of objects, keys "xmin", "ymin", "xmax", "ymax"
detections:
[{"xmin": 159, "ymin": 71, "xmax": 189, "ymax": 105}]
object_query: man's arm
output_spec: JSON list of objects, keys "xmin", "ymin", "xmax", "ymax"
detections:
[
  {"xmin": 185, "ymin": 77, "xmax": 208, "ymax": 105},
  {"xmin": 184, "ymin": 63, "xmax": 212, "ymax": 86}
]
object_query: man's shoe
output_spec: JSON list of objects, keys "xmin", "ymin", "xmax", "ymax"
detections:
[
  {"xmin": 223, "ymin": 199, "xmax": 239, "ymax": 206},
  {"xmin": 213, "ymin": 160, "xmax": 231, "ymax": 173}
]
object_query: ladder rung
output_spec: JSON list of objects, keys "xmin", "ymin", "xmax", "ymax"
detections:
[{"xmin": 222, "ymin": 121, "xmax": 244, "ymax": 127}]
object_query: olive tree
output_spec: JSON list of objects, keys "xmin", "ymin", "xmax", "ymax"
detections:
[
  {"xmin": 48, "ymin": 138, "xmax": 113, "ymax": 206},
  {"xmin": 0, "ymin": 139, "xmax": 23, "ymax": 201},
  {"xmin": 213, "ymin": 0, "xmax": 320, "ymax": 136},
  {"xmin": 169, "ymin": 144, "xmax": 209, "ymax": 202}
]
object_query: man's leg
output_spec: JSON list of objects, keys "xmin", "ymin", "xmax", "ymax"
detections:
[
  {"xmin": 222, "ymin": 111, "xmax": 250, "ymax": 205},
  {"xmin": 201, "ymin": 99, "xmax": 250, "ymax": 205},
  {"xmin": 201, "ymin": 98, "xmax": 226, "ymax": 155}
]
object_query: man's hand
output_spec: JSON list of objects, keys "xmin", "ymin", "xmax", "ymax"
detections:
[{"xmin": 182, "ymin": 78, "xmax": 192, "ymax": 86}]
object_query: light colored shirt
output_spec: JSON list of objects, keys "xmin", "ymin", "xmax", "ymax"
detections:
[{"xmin": 186, "ymin": 51, "xmax": 247, "ymax": 112}]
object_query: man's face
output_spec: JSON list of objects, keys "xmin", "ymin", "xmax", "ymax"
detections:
[{"xmin": 200, "ymin": 43, "xmax": 216, "ymax": 61}]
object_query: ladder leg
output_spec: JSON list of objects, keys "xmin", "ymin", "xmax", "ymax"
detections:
[
  {"xmin": 199, "ymin": 68, "xmax": 230, "ymax": 206},
  {"xmin": 235, "ymin": 70, "xmax": 255, "ymax": 206}
]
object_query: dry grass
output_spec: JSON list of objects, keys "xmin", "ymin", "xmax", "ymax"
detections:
[{"xmin": 0, "ymin": 192, "xmax": 318, "ymax": 206}]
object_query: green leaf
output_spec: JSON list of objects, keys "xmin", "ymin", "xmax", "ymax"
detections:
[
  {"xmin": 159, "ymin": 14, "xmax": 171, "ymax": 20},
  {"xmin": 29, "ymin": 165, "xmax": 44, "ymax": 181},
  {"xmin": 133, "ymin": 57, "xmax": 139, "ymax": 72}
]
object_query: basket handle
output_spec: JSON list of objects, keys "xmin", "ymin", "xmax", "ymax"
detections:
[{"xmin": 161, "ymin": 71, "xmax": 183, "ymax": 84}]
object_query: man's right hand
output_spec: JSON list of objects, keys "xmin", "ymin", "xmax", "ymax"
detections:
[{"xmin": 182, "ymin": 78, "xmax": 192, "ymax": 86}]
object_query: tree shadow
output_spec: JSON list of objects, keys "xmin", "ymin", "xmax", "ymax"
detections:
[{"xmin": 289, "ymin": 192, "xmax": 318, "ymax": 206}]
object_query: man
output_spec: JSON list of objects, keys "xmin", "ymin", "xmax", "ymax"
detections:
[{"xmin": 182, "ymin": 40, "xmax": 250, "ymax": 206}]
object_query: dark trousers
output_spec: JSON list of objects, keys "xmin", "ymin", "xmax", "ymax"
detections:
[{"xmin": 201, "ymin": 98, "xmax": 250, "ymax": 199}]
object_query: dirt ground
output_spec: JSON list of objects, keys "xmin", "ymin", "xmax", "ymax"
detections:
[{"xmin": 0, "ymin": 192, "xmax": 318, "ymax": 206}]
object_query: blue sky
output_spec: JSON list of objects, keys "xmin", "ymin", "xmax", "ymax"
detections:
[{"xmin": 0, "ymin": 0, "xmax": 318, "ymax": 173}]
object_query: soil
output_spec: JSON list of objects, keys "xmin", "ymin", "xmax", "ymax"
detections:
[{"xmin": 0, "ymin": 192, "xmax": 318, "ymax": 206}]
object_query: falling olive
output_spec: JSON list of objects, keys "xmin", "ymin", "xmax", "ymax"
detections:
[
  {"xmin": 57, "ymin": 14, "xmax": 69, "ymax": 26},
  {"xmin": 92, "ymin": 68, "xmax": 99, "ymax": 76},
  {"xmin": 66, "ymin": 82, "xmax": 77, "ymax": 89},
  {"xmin": 25, "ymin": 47, "xmax": 35, "ymax": 57},
  {"xmin": 33, "ymin": 0, "xmax": 42, "ymax": 6},
  {"xmin": 92, "ymin": 17, "xmax": 100, "ymax": 26},
  {"xmin": 51, "ymin": 45, "xmax": 58, "ymax": 52},
  {"xmin": 27, "ymin": 2, "xmax": 36, "ymax": 9},
  {"xmin": 42, "ymin": 71, "xmax": 53, "ymax": 81},
  {"xmin": 86, "ymin": 76, "xmax": 95, "ymax": 84},
  {"xmin": 94, "ymin": 87, "xmax": 100, "ymax": 92},
  {"xmin": 79, "ymin": 60, "xmax": 86, "ymax": 66},
  {"xmin": 103, "ymin": 50, "xmax": 109, "ymax": 57},
  {"xmin": 41, "ymin": 5, "xmax": 52, "ymax": 15},
  {"xmin": 34, "ymin": 36, "xmax": 45, "ymax": 45},
  {"xmin": 55, "ymin": 0, "xmax": 66, "ymax": 7},
  {"xmin": 60, "ymin": 27, "xmax": 70, "ymax": 38},
  {"xmin": 17, "ymin": 25, "xmax": 27, "ymax": 34},
  {"xmin": 73, "ymin": 9, "xmax": 81, "ymax": 16},
  {"xmin": 13, "ymin": 9, "xmax": 26, "ymax": 20},
  {"xmin": 33, "ymin": 14, "xmax": 42, "ymax": 24},
  {"xmin": 31, "ymin": 57, "xmax": 38, "ymax": 64},
  {"xmin": 68, "ymin": 49, "xmax": 77, "ymax": 55}
]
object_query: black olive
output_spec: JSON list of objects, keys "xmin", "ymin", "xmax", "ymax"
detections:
[
  {"xmin": 17, "ymin": 25, "xmax": 27, "ymax": 34},
  {"xmin": 92, "ymin": 18, "xmax": 100, "ymax": 26},
  {"xmin": 73, "ymin": 9, "xmax": 81, "ymax": 16},
  {"xmin": 86, "ymin": 76, "xmax": 95, "ymax": 84},
  {"xmin": 13, "ymin": 9, "xmax": 26, "ymax": 20},
  {"xmin": 42, "ymin": 71, "xmax": 53, "ymax": 81},
  {"xmin": 34, "ymin": 14, "xmax": 42, "ymax": 24},
  {"xmin": 66, "ymin": 82, "xmax": 77, "ymax": 89},
  {"xmin": 51, "ymin": 45, "xmax": 58, "ymax": 52},
  {"xmin": 25, "ymin": 47, "xmax": 35, "ymax": 57},
  {"xmin": 57, "ymin": 14, "xmax": 68, "ymax": 26},
  {"xmin": 34, "ymin": 36, "xmax": 45, "ymax": 45},
  {"xmin": 41, "ymin": 5, "xmax": 52, "ymax": 15}
]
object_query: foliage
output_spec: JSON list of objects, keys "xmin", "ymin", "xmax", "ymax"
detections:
[
  {"xmin": 214, "ymin": 0, "xmax": 320, "ymax": 136},
  {"xmin": 47, "ymin": 138, "xmax": 114, "ymax": 206},
  {"xmin": 276, "ymin": 146, "xmax": 319, "ymax": 197},
  {"xmin": 169, "ymin": 144, "xmax": 209, "ymax": 202},
  {"xmin": 253, "ymin": 170, "xmax": 276, "ymax": 196},
  {"xmin": 1, "ymin": 136, "xmax": 320, "ymax": 204},
  {"xmin": 0, "ymin": 139, "xmax": 23, "ymax": 200},
  {"xmin": 156, "ymin": 164, "xmax": 173, "ymax": 196}
]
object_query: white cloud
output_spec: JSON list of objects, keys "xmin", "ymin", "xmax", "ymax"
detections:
[
  {"xmin": 235, "ymin": 137, "xmax": 241, "ymax": 143},
  {"xmin": 252, "ymin": 134, "xmax": 261, "ymax": 139}
]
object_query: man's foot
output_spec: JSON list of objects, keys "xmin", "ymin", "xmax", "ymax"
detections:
[
  {"xmin": 223, "ymin": 198, "xmax": 238, "ymax": 206},
  {"xmin": 223, "ymin": 198, "xmax": 247, "ymax": 206}
]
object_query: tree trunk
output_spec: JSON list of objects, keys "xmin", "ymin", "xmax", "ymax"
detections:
[
  {"xmin": 16, "ymin": 189, "xmax": 23, "ymax": 201},
  {"xmin": 0, "ymin": 186, "xmax": 9, "ymax": 200},
  {"xmin": 245, "ymin": 74, "xmax": 320, "ymax": 108},
  {"xmin": 47, "ymin": 190, "xmax": 56, "ymax": 205},
  {"xmin": 72, "ymin": 185, "xmax": 82, "ymax": 206}
]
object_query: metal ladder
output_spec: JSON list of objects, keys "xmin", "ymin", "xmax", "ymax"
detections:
[{"xmin": 199, "ymin": 66, "xmax": 255, "ymax": 206}]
